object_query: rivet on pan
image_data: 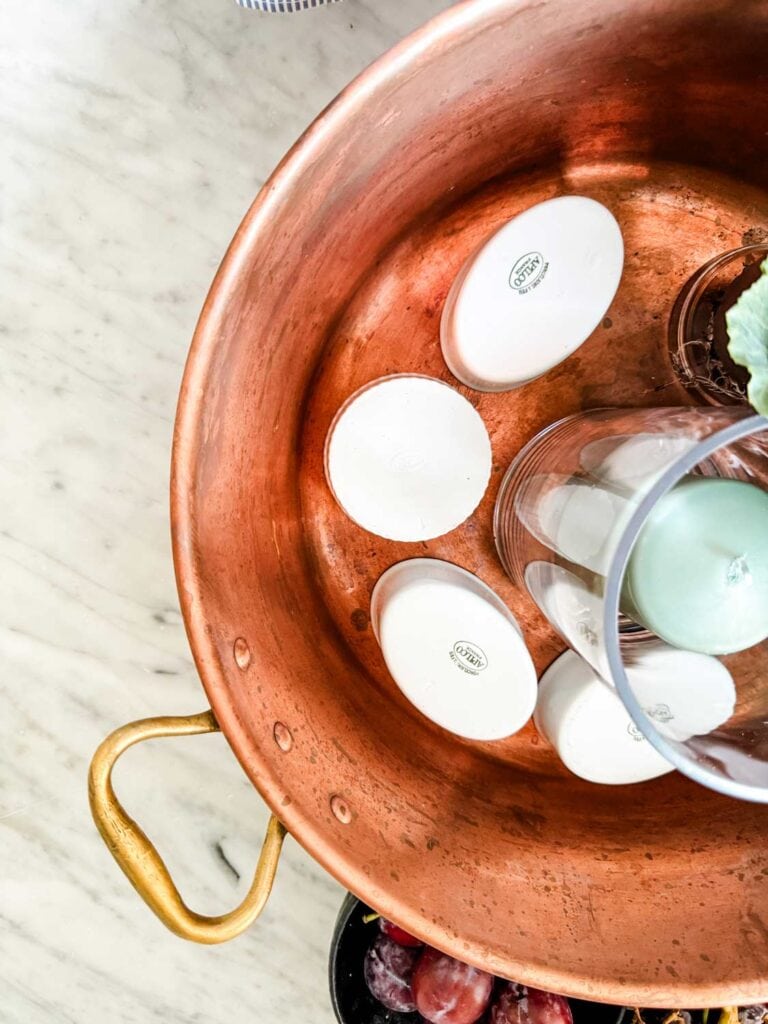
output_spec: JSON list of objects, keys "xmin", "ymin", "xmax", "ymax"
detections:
[
  {"xmin": 233, "ymin": 637, "xmax": 251, "ymax": 670},
  {"xmin": 330, "ymin": 794, "xmax": 353, "ymax": 824},
  {"xmin": 273, "ymin": 721, "xmax": 293, "ymax": 752}
]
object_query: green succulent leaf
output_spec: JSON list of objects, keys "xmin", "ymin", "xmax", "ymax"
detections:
[{"xmin": 726, "ymin": 257, "xmax": 768, "ymax": 416}]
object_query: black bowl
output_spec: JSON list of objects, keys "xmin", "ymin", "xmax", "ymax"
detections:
[{"xmin": 329, "ymin": 894, "xmax": 625, "ymax": 1024}]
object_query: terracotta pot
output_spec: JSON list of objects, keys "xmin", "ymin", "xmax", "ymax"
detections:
[{"xmin": 90, "ymin": 0, "xmax": 768, "ymax": 1008}]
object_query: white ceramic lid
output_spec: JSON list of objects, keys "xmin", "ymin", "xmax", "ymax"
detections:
[
  {"xmin": 524, "ymin": 561, "xmax": 610, "ymax": 679},
  {"xmin": 579, "ymin": 433, "xmax": 697, "ymax": 492},
  {"xmin": 440, "ymin": 196, "xmax": 624, "ymax": 391},
  {"xmin": 520, "ymin": 475, "xmax": 631, "ymax": 576},
  {"xmin": 622, "ymin": 642, "xmax": 736, "ymax": 743},
  {"xmin": 371, "ymin": 558, "xmax": 537, "ymax": 741},
  {"xmin": 325, "ymin": 375, "xmax": 492, "ymax": 542},
  {"xmin": 535, "ymin": 650, "xmax": 674, "ymax": 785}
]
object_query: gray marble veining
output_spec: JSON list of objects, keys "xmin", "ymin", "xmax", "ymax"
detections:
[{"xmin": 0, "ymin": 0, "xmax": 450, "ymax": 1019}]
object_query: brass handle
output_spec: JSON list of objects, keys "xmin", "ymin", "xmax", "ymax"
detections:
[{"xmin": 88, "ymin": 709, "xmax": 287, "ymax": 944}]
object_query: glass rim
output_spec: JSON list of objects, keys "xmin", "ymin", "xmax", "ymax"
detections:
[
  {"xmin": 603, "ymin": 412, "xmax": 768, "ymax": 803},
  {"xmin": 670, "ymin": 243, "xmax": 768, "ymax": 408},
  {"xmin": 677, "ymin": 243, "xmax": 768, "ymax": 324}
]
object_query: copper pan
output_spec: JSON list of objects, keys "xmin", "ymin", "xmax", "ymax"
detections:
[{"xmin": 89, "ymin": 0, "xmax": 768, "ymax": 1007}]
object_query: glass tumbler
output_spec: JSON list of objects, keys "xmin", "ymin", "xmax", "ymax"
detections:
[
  {"xmin": 668, "ymin": 243, "xmax": 768, "ymax": 407},
  {"xmin": 495, "ymin": 407, "xmax": 768, "ymax": 802}
]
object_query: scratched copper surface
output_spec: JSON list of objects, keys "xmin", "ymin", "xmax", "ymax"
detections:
[{"xmin": 172, "ymin": 0, "xmax": 768, "ymax": 1006}]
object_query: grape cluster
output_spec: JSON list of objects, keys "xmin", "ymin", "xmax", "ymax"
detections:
[{"xmin": 363, "ymin": 917, "xmax": 574, "ymax": 1024}]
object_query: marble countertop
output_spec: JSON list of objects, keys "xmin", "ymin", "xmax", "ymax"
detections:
[{"xmin": 1, "ymin": 1, "xmax": 450, "ymax": 1019}]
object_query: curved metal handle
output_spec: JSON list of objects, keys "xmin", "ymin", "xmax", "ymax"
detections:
[{"xmin": 88, "ymin": 709, "xmax": 287, "ymax": 944}]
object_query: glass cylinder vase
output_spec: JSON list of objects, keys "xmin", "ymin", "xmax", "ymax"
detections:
[{"xmin": 495, "ymin": 407, "xmax": 768, "ymax": 802}]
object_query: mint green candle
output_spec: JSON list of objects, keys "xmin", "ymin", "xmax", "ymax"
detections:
[{"xmin": 622, "ymin": 476, "xmax": 768, "ymax": 655}]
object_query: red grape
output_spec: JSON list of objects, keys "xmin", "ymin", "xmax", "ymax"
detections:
[
  {"xmin": 490, "ymin": 983, "xmax": 573, "ymax": 1024},
  {"xmin": 380, "ymin": 917, "xmax": 423, "ymax": 948},
  {"xmin": 412, "ymin": 947, "xmax": 494, "ymax": 1024},
  {"xmin": 364, "ymin": 933, "xmax": 419, "ymax": 1012}
]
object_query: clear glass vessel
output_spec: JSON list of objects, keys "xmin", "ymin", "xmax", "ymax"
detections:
[
  {"xmin": 495, "ymin": 407, "xmax": 768, "ymax": 802},
  {"xmin": 668, "ymin": 243, "xmax": 768, "ymax": 407}
]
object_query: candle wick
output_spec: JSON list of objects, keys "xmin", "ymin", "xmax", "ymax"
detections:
[{"xmin": 726, "ymin": 554, "xmax": 753, "ymax": 587}]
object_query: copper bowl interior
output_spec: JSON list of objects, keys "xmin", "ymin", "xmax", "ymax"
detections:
[{"xmin": 172, "ymin": 0, "xmax": 768, "ymax": 1007}]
